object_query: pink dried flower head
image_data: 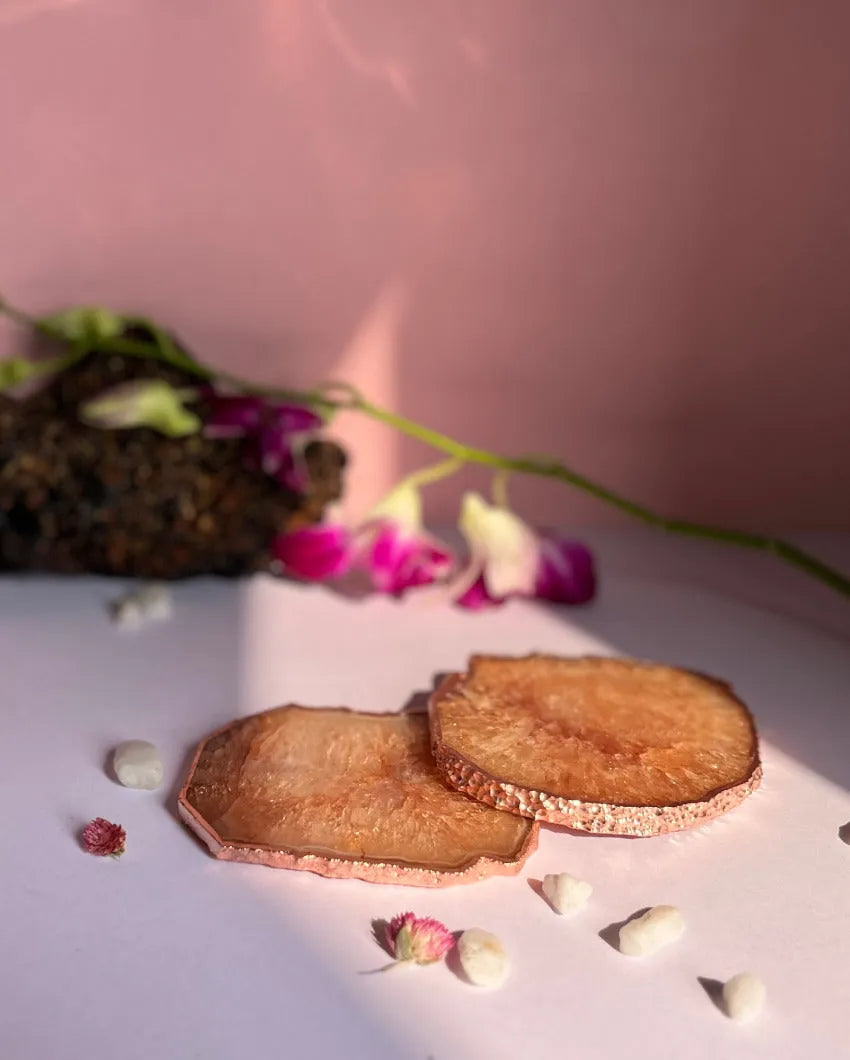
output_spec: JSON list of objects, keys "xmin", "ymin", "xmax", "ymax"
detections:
[
  {"xmin": 385, "ymin": 913, "xmax": 455, "ymax": 965},
  {"xmin": 81, "ymin": 817, "xmax": 126, "ymax": 858}
]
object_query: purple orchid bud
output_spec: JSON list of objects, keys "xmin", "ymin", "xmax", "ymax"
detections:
[
  {"xmin": 258, "ymin": 405, "xmax": 323, "ymax": 489},
  {"xmin": 273, "ymin": 446, "xmax": 308, "ymax": 493},
  {"xmin": 203, "ymin": 393, "xmax": 267, "ymax": 436},
  {"xmin": 534, "ymin": 536, "xmax": 596, "ymax": 604},
  {"xmin": 272, "ymin": 524, "xmax": 354, "ymax": 581},
  {"xmin": 271, "ymin": 404, "xmax": 323, "ymax": 435}
]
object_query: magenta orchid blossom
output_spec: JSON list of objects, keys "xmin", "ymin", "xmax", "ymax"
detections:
[
  {"xmin": 272, "ymin": 480, "xmax": 455, "ymax": 595},
  {"xmin": 271, "ymin": 485, "xmax": 594, "ymax": 609},
  {"xmin": 362, "ymin": 482, "xmax": 454, "ymax": 596},
  {"xmin": 452, "ymin": 492, "xmax": 595, "ymax": 609},
  {"xmin": 271, "ymin": 521, "xmax": 355, "ymax": 581},
  {"xmin": 203, "ymin": 389, "xmax": 323, "ymax": 491}
]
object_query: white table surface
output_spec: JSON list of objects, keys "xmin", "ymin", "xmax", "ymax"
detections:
[{"xmin": 2, "ymin": 532, "xmax": 849, "ymax": 1060}]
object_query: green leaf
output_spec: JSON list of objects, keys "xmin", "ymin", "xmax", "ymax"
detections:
[
  {"xmin": 0, "ymin": 358, "xmax": 40, "ymax": 389},
  {"xmin": 79, "ymin": 379, "xmax": 202, "ymax": 438},
  {"xmin": 40, "ymin": 306, "xmax": 124, "ymax": 343},
  {"xmin": 0, "ymin": 349, "xmax": 85, "ymax": 391}
]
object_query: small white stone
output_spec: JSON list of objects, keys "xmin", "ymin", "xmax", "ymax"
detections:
[
  {"xmin": 111, "ymin": 597, "xmax": 144, "ymax": 630},
  {"xmin": 618, "ymin": 905, "xmax": 685, "ymax": 957},
  {"xmin": 136, "ymin": 583, "xmax": 173, "ymax": 622},
  {"xmin": 457, "ymin": 928, "xmax": 509, "ymax": 988},
  {"xmin": 113, "ymin": 740, "xmax": 164, "ymax": 790},
  {"xmin": 722, "ymin": 973, "xmax": 766, "ymax": 1022},
  {"xmin": 109, "ymin": 583, "xmax": 173, "ymax": 629},
  {"xmin": 542, "ymin": 872, "xmax": 593, "ymax": 915}
]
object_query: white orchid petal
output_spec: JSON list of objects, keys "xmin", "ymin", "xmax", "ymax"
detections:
[
  {"xmin": 459, "ymin": 493, "xmax": 539, "ymax": 597},
  {"xmin": 368, "ymin": 481, "xmax": 422, "ymax": 533},
  {"xmin": 443, "ymin": 553, "xmax": 486, "ymax": 604}
]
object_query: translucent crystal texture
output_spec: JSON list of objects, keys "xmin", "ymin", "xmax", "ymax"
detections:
[
  {"xmin": 179, "ymin": 706, "xmax": 537, "ymax": 886},
  {"xmin": 430, "ymin": 654, "xmax": 762, "ymax": 836}
]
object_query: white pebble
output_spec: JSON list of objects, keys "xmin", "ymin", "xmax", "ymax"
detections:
[
  {"xmin": 457, "ymin": 928, "xmax": 510, "ymax": 988},
  {"xmin": 542, "ymin": 872, "xmax": 592, "ymax": 915},
  {"xmin": 111, "ymin": 597, "xmax": 144, "ymax": 630},
  {"xmin": 722, "ymin": 973, "xmax": 766, "ymax": 1022},
  {"xmin": 136, "ymin": 583, "xmax": 173, "ymax": 622},
  {"xmin": 618, "ymin": 905, "xmax": 685, "ymax": 957},
  {"xmin": 110, "ymin": 583, "xmax": 173, "ymax": 630},
  {"xmin": 113, "ymin": 740, "xmax": 164, "ymax": 790}
]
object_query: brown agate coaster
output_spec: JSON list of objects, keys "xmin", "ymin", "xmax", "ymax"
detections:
[
  {"xmin": 429, "ymin": 654, "xmax": 762, "ymax": 837},
  {"xmin": 179, "ymin": 706, "xmax": 538, "ymax": 886}
]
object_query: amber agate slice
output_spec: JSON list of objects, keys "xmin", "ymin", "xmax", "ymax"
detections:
[
  {"xmin": 429, "ymin": 655, "xmax": 762, "ymax": 837},
  {"xmin": 178, "ymin": 706, "xmax": 538, "ymax": 886}
]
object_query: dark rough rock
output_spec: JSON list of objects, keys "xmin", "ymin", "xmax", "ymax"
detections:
[{"xmin": 0, "ymin": 335, "xmax": 346, "ymax": 578}]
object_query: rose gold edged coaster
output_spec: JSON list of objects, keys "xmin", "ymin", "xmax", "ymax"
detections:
[
  {"xmin": 429, "ymin": 655, "xmax": 762, "ymax": 838},
  {"xmin": 178, "ymin": 706, "xmax": 538, "ymax": 886}
]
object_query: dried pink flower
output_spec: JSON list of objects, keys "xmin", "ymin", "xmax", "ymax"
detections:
[
  {"xmin": 385, "ymin": 913, "xmax": 455, "ymax": 966},
  {"xmin": 81, "ymin": 817, "xmax": 126, "ymax": 858}
]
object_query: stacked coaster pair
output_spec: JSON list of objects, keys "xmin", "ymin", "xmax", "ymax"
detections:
[{"xmin": 178, "ymin": 655, "xmax": 762, "ymax": 887}]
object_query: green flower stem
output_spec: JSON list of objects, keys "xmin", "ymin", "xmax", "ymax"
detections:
[
  {"xmin": 491, "ymin": 469, "xmax": 511, "ymax": 509},
  {"xmin": 0, "ymin": 295, "xmax": 847, "ymax": 597},
  {"xmin": 403, "ymin": 457, "xmax": 464, "ymax": 491},
  {"xmin": 352, "ymin": 397, "xmax": 850, "ymax": 596}
]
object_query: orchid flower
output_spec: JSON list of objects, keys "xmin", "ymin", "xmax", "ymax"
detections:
[
  {"xmin": 272, "ymin": 470, "xmax": 456, "ymax": 594},
  {"xmin": 257, "ymin": 405, "xmax": 323, "ymax": 491},
  {"xmin": 452, "ymin": 492, "xmax": 595, "ymax": 609},
  {"xmin": 203, "ymin": 390, "xmax": 323, "ymax": 491},
  {"xmin": 361, "ymin": 482, "xmax": 454, "ymax": 595},
  {"xmin": 271, "ymin": 521, "xmax": 354, "ymax": 581}
]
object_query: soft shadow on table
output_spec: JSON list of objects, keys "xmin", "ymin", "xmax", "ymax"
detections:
[
  {"xmin": 697, "ymin": 977, "xmax": 726, "ymax": 1014},
  {"xmin": 400, "ymin": 690, "xmax": 431, "ymax": 714},
  {"xmin": 102, "ymin": 749, "xmax": 119, "ymax": 784},
  {"xmin": 560, "ymin": 578, "xmax": 850, "ymax": 793},
  {"xmin": 527, "ymin": 877, "xmax": 548, "ymax": 908},
  {"xmin": 400, "ymin": 673, "xmax": 452, "ymax": 715},
  {"xmin": 445, "ymin": 932, "xmax": 473, "ymax": 984}
]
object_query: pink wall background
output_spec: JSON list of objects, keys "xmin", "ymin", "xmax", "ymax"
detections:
[{"xmin": 0, "ymin": 0, "xmax": 848, "ymax": 528}]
